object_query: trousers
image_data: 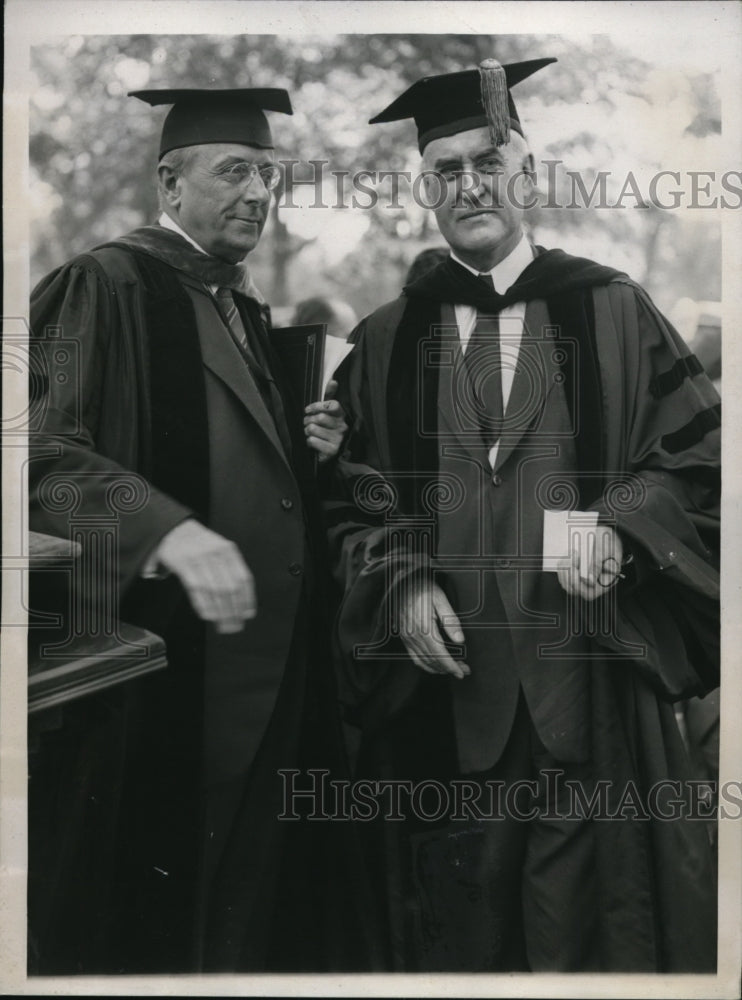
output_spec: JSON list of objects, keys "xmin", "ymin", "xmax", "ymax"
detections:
[{"xmin": 359, "ymin": 689, "xmax": 597, "ymax": 972}]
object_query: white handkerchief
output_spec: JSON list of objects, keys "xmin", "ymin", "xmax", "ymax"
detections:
[{"xmin": 542, "ymin": 509, "xmax": 599, "ymax": 577}]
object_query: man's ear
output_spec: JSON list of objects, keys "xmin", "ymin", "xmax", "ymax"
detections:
[{"xmin": 157, "ymin": 164, "xmax": 181, "ymax": 209}]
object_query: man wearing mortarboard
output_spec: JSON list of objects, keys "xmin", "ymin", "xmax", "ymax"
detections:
[
  {"xmin": 27, "ymin": 87, "xmax": 378, "ymax": 973},
  {"xmin": 326, "ymin": 59, "xmax": 720, "ymax": 972}
]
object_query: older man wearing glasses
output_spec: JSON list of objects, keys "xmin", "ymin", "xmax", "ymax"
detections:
[{"xmin": 28, "ymin": 87, "xmax": 362, "ymax": 974}]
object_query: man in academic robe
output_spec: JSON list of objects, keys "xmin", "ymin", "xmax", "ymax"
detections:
[
  {"xmin": 27, "ymin": 87, "xmax": 376, "ymax": 974},
  {"xmin": 326, "ymin": 59, "xmax": 720, "ymax": 972}
]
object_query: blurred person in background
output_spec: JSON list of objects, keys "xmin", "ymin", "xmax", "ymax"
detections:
[
  {"xmin": 326, "ymin": 57, "xmax": 720, "ymax": 973},
  {"xmin": 27, "ymin": 85, "xmax": 376, "ymax": 975},
  {"xmin": 293, "ymin": 295, "xmax": 359, "ymax": 340},
  {"xmin": 404, "ymin": 246, "xmax": 450, "ymax": 285}
]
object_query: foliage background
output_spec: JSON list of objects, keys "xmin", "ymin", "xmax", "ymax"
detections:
[{"xmin": 29, "ymin": 32, "xmax": 723, "ymax": 326}]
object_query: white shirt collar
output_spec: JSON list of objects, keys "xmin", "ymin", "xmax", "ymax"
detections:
[
  {"xmin": 450, "ymin": 233, "xmax": 534, "ymax": 293},
  {"xmin": 157, "ymin": 212, "xmax": 265, "ymax": 303},
  {"xmin": 158, "ymin": 212, "xmax": 211, "ymax": 255}
]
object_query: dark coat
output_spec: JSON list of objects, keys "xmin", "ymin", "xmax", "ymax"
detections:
[
  {"xmin": 27, "ymin": 227, "xmax": 379, "ymax": 973},
  {"xmin": 325, "ymin": 251, "xmax": 720, "ymax": 971}
]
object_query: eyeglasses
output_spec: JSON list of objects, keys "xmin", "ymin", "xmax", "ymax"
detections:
[
  {"xmin": 597, "ymin": 556, "xmax": 626, "ymax": 588},
  {"xmin": 220, "ymin": 162, "xmax": 282, "ymax": 190}
]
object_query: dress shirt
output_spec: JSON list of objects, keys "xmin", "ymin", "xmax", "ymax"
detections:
[
  {"xmin": 158, "ymin": 212, "xmax": 266, "ymax": 306},
  {"xmin": 158, "ymin": 212, "xmax": 219, "ymax": 293},
  {"xmin": 450, "ymin": 233, "xmax": 534, "ymax": 468}
]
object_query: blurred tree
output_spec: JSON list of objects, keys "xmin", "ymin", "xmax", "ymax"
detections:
[{"xmin": 30, "ymin": 33, "xmax": 721, "ymax": 319}]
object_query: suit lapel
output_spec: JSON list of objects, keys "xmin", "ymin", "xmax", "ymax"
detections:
[
  {"xmin": 494, "ymin": 299, "xmax": 560, "ymax": 472},
  {"xmin": 190, "ymin": 286, "xmax": 292, "ymax": 470},
  {"xmin": 436, "ymin": 301, "xmax": 560, "ymax": 473},
  {"xmin": 436, "ymin": 304, "xmax": 492, "ymax": 468}
]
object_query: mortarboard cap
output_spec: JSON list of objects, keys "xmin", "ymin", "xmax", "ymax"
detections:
[
  {"xmin": 129, "ymin": 88, "xmax": 293, "ymax": 158},
  {"xmin": 369, "ymin": 58, "xmax": 556, "ymax": 152}
]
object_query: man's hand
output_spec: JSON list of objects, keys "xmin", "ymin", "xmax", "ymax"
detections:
[
  {"xmin": 149, "ymin": 519, "xmax": 257, "ymax": 633},
  {"xmin": 303, "ymin": 379, "xmax": 348, "ymax": 463},
  {"xmin": 557, "ymin": 524, "xmax": 624, "ymax": 601},
  {"xmin": 395, "ymin": 578, "xmax": 470, "ymax": 680}
]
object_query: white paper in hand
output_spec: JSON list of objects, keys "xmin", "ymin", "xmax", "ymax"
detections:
[
  {"xmin": 542, "ymin": 509, "xmax": 599, "ymax": 576},
  {"xmin": 321, "ymin": 337, "xmax": 354, "ymax": 398}
]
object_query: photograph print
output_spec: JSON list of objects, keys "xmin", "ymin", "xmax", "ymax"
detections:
[{"xmin": 3, "ymin": 2, "xmax": 740, "ymax": 994}]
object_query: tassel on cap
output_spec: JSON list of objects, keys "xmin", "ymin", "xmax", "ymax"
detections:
[
  {"xmin": 478, "ymin": 58, "xmax": 510, "ymax": 147},
  {"xmin": 368, "ymin": 57, "xmax": 557, "ymax": 152}
]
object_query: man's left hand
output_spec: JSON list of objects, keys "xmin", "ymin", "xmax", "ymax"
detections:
[
  {"xmin": 557, "ymin": 524, "xmax": 624, "ymax": 601},
  {"xmin": 304, "ymin": 379, "xmax": 348, "ymax": 462}
]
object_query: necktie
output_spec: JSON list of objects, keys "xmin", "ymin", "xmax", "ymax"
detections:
[
  {"xmin": 216, "ymin": 288, "xmax": 295, "ymax": 457},
  {"xmin": 215, "ymin": 286, "xmax": 272, "ymax": 383},
  {"xmin": 215, "ymin": 286, "xmax": 250, "ymax": 354},
  {"xmin": 464, "ymin": 273, "xmax": 504, "ymax": 446}
]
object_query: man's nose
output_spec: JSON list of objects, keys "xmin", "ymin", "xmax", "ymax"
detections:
[
  {"xmin": 457, "ymin": 169, "xmax": 488, "ymax": 204},
  {"xmin": 240, "ymin": 173, "xmax": 271, "ymax": 202}
]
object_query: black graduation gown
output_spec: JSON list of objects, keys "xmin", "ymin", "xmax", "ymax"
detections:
[
  {"xmin": 325, "ymin": 250, "xmax": 720, "ymax": 972},
  {"xmin": 27, "ymin": 226, "xmax": 381, "ymax": 974}
]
